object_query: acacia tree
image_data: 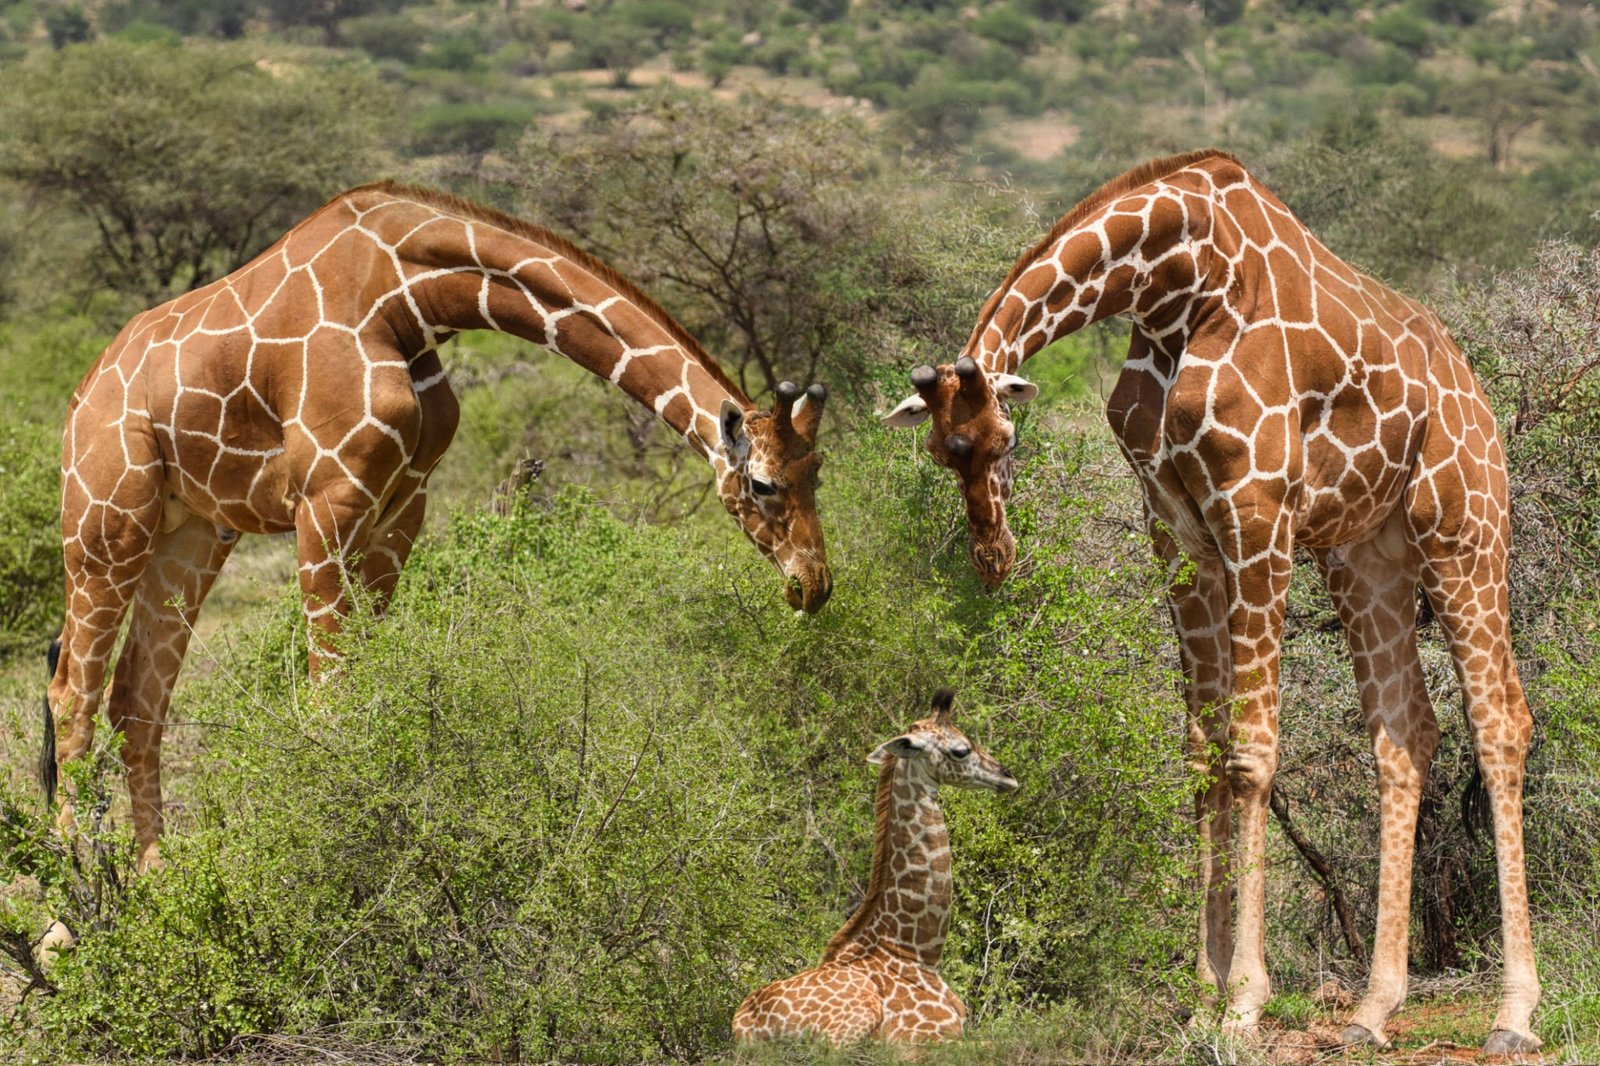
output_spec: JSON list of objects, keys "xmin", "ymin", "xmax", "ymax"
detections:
[
  {"xmin": 0, "ymin": 40, "xmax": 391, "ymax": 304},
  {"xmin": 498, "ymin": 95, "xmax": 878, "ymax": 396},
  {"xmin": 1455, "ymin": 71, "xmax": 1565, "ymax": 171},
  {"xmin": 478, "ymin": 93, "xmax": 1027, "ymax": 400}
]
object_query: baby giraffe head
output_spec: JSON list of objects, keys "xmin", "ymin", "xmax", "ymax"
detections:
[
  {"xmin": 881, "ymin": 358, "xmax": 1038, "ymax": 586},
  {"xmin": 867, "ymin": 688, "xmax": 1019, "ymax": 793}
]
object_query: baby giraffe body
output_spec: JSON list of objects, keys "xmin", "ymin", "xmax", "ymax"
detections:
[{"xmin": 733, "ymin": 690, "xmax": 1017, "ymax": 1045}]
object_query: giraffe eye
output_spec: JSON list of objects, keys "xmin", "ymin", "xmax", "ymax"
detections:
[
  {"xmin": 751, "ymin": 478, "xmax": 778, "ymax": 497},
  {"xmin": 950, "ymin": 745, "xmax": 971, "ymax": 760}
]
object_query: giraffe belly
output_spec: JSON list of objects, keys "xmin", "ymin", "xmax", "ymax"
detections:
[
  {"xmin": 1130, "ymin": 446, "xmax": 1411, "ymax": 556},
  {"xmin": 1114, "ymin": 390, "xmax": 1416, "ymax": 557},
  {"xmin": 163, "ymin": 444, "xmax": 297, "ymax": 536},
  {"xmin": 1292, "ymin": 433, "xmax": 1414, "ymax": 550}
]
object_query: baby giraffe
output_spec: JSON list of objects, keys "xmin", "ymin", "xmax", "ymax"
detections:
[{"xmin": 733, "ymin": 688, "xmax": 1018, "ymax": 1045}]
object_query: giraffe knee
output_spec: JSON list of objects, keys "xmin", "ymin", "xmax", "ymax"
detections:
[{"xmin": 1224, "ymin": 743, "xmax": 1277, "ymax": 799}]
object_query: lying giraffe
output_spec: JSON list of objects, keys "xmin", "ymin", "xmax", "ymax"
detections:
[
  {"xmin": 733, "ymin": 689, "xmax": 1018, "ymax": 1045},
  {"xmin": 47, "ymin": 181, "xmax": 832, "ymax": 874},
  {"xmin": 883, "ymin": 150, "xmax": 1538, "ymax": 1054}
]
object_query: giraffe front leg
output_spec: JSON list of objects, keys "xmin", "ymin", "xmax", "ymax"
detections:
[
  {"xmin": 1151, "ymin": 520, "xmax": 1235, "ymax": 1000},
  {"xmin": 295, "ymin": 490, "xmax": 381, "ymax": 674},
  {"xmin": 1215, "ymin": 509, "xmax": 1293, "ymax": 1032},
  {"xmin": 1316, "ymin": 534, "xmax": 1437, "ymax": 1047},
  {"xmin": 359, "ymin": 481, "xmax": 428, "ymax": 610}
]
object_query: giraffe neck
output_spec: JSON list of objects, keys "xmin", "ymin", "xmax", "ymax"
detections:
[
  {"xmin": 969, "ymin": 178, "xmax": 1210, "ymax": 375},
  {"xmin": 822, "ymin": 758, "xmax": 951, "ymax": 970},
  {"xmin": 349, "ymin": 186, "xmax": 747, "ymax": 466}
]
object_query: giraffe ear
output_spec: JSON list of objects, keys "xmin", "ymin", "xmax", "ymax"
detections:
[
  {"xmin": 881, "ymin": 395, "xmax": 930, "ymax": 428},
  {"xmin": 718, "ymin": 399, "xmax": 748, "ymax": 454},
  {"xmin": 867, "ymin": 735, "xmax": 924, "ymax": 764},
  {"xmin": 992, "ymin": 374, "xmax": 1038, "ymax": 404}
]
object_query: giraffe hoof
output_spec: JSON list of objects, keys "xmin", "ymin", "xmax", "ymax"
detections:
[
  {"xmin": 1482, "ymin": 1028, "xmax": 1541, "ymax": 1057},
  {"xmin": 1340, "ymin": 1023, "xmax": 1387, "ymax": 1048}
]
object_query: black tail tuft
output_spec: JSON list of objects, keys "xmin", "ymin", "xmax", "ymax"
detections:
[
  {"xmin": 1460, "ymin": 763, "xmax": 1491, "ymax": 844},
  {"xmin": 39, "ymin": 639, "xmax": 60, "ymax": 806}
]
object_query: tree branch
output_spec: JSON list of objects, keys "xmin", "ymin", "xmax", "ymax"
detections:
[{"xmin": 1270, "ymin": 784, "xmax": 1367, "ymax": 963}]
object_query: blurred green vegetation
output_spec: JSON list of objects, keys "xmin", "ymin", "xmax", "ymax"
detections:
[{"xmin": 1, "ymin": 0, "xmax": 1600, "ymax": 1061}]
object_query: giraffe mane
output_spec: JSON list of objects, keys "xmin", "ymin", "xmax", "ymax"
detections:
[
  {"xmin": 969, "ymin": 148, "xmax": 1242, "ymax": 345},
  {"xmin": 821, "ymin": 757, "xmax": 899, "ymax": 963},
  {"xmin": 336, "ymin": 180, "xmax": 753, "ymax": 406}
]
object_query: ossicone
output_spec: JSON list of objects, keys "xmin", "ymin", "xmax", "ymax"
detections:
[{"xmin": 775, "ymin": 379, "xmax": 826, "ymax": 445}]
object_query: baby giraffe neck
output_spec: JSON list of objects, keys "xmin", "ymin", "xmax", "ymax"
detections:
[{"xmin": 823, "ymin": 757, "xmax": 952, "ymax": 969}]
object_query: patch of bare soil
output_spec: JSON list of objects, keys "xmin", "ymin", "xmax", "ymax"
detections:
[
  {"xmin": 1264, "ymin": 986, "xmax": 1545, "ymax": 1066},
  {"xmin": 991, "ymin": 111, "xmax": 1081, "ymax": 162}
]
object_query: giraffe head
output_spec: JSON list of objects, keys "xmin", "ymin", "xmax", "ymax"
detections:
[
  {"xmin": 881, "ymin": 358, "xmax": 1039, "ymax": 585},
  {"xmin": 867, "ymin": 688, "xmax": 1019, "ymax": 793},
  {"xmin": 716, "ymin": 381, "xmax": 832, "ymax": 613}
]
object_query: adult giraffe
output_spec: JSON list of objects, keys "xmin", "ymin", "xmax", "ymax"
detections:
[
  {"xmin": 46, "ymin": 181, "xmax": 832, "ymax": 874},
  {"xmin": 883, "ymin": 150, "xmax": 1538, "ymax": 1054}
]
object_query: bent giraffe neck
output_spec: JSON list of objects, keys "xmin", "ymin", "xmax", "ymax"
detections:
[
  {"xmin": 822, "ymin": 758, "xmax": 951, "ymax": 970},
  {"xmin": 967, "ymin": 179, "xmax": 1212, "ymax": 376},
  {"xmin": 347, "ymin": 186, "xmax": 749, "ymax": 466}
]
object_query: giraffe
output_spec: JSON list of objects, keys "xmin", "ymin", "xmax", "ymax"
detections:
[
  {"xmin": 732, "ymin": 688, "xmax": 1018, "ymax": 1045},
  {"xmin": 45, "ymin": 181, "xmax": 833, "ymax": 876},
  {"xmin": 882, "ymin": 150, "xmax": 1539, "ymax": 1055}
]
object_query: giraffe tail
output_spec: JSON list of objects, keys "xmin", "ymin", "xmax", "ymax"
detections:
[
  {"xmin": 39, "ymin": 638, "xmax": 60, "ymax": 807},
  {"xmin": 1459, "ymin": 764, "xmax": 1490, "ymax": 844}
]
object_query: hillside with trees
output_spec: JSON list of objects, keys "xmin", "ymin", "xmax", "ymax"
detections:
[{"xmin": 0, "ymin": 0, "xmax": 1598, "ymax": 1062}]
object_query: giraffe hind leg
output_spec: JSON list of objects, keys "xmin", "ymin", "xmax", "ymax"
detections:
[
  {"xmin": 1314, "ymin": 533, "xmax": 1435, "ymax": 1047},
  {"xmin": 1420, "ymin": 549, "xmax": 1540, "ymax": 1052},
  {"xmin": 51, "ymin": 505, "xmax": 163, "ymax": 838},
  {"xmin": 106, "ymin": 513, "xmax": 236, "ymax": 872}
]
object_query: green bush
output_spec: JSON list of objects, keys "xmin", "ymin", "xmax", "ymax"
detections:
[
  {"xmin": 342, "ymin": 12, "xmax": 428, "ymax": 64},
  {"xmin": 113, "ymin": 18, "xmax": 180, "ymax": 44},
  {"xmin": 0, "ymin": 421, "xmax": 62, "ymax": 656},
  {"xmin": 3, "ymin": 427, "xmax": 1196, "ymax": 1061},
  {"xmin": 1369, "ymin": 7, "xmax": 1432, "ymax": 56},
  {"xmin": 412, "ymin": 102, "xmax": 536, "ymax": 157},
  {"xmin": 617, "ymin": 0, "xmax": 696, "ymax": 45},
  {"xmin": 973, "ymin": 6, "xmax": 1038, "ymax": 52},
  {"xmin": 416, "ymin": 28, "xmax": 490, "ymax": 72}
]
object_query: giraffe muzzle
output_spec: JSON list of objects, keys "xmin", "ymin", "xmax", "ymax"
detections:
[
  {"xmin": 968, "ymin": 527, "xmax": 1016, "ymax": 586},
  {"xmin": 784, "ymin": 564, "xmax": 833, "ymax": 614}
]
